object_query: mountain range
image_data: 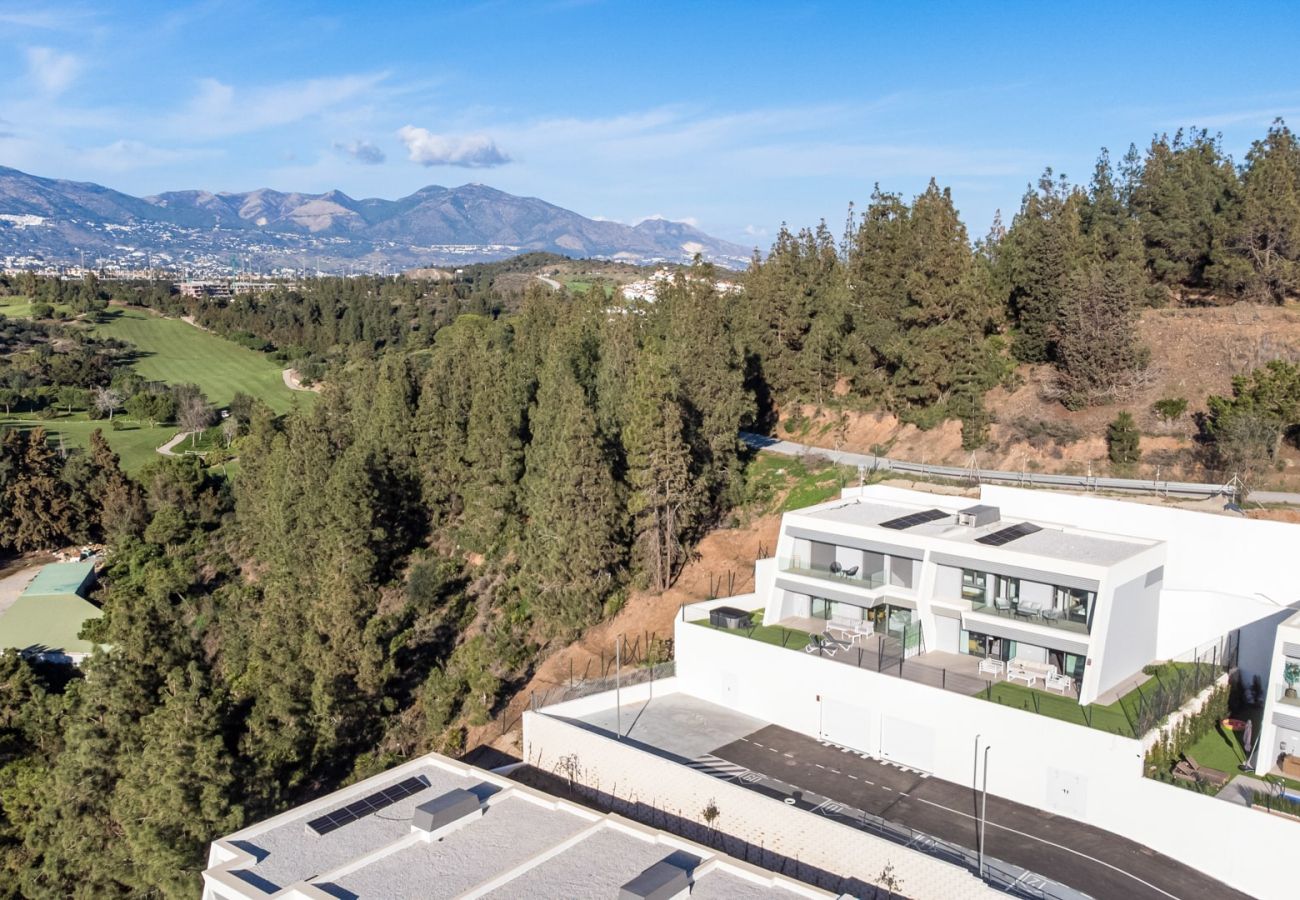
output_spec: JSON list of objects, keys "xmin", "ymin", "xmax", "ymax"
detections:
[{"xmin": 0, "ymin": 166, "xmax": 753, "ymax": 273}]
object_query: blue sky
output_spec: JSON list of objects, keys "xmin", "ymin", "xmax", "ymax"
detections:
[{"xmin": 2, "ymin": 0, "xmax": 1299, "ymax": 247}]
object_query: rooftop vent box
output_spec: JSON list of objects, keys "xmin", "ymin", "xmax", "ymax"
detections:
[
  {"xmin": 619, "ymin": 860, "xmax": 689, "ymax": 900},
  {"xmin": 412, "ymin": 788, "xmax": 481, "ymax": 836},
  {"xmin": 958, "ymin": 505, "xmax": 1000, "ymax": 528}
]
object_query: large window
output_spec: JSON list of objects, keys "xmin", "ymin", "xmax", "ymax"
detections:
[
  {"xmin": 1053, "ymin": 586, "xmax": 1095, "ymax": 627},
  {"xmin": 961, "ymin": 569, "xmax": 987, "ymax": 602},
  {"xmin": 994, "ymin": 574, "xmax": 1020, "ymax": 602}
]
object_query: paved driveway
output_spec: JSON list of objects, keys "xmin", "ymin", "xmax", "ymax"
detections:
[{"xmin": 711, "ymin": 724, "xmax": 1251, "ymax": 900}]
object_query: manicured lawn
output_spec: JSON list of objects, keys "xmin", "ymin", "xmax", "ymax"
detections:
[
  {"xmin": 88, "ymin": 308, "xmax": 308, "ymax": 413},
  {"xmin": 1183, "ymin": 720, "xmax": 1248, "ymax": 774},
  {"xmin": 985, "ymin": 682, "xmax": 1133, "ymax": 735},
  {"xmin": 0, "ymin": 413, "xmax": 173, "ymax": 472},
  {"xmin": 691, "ymin": 617, "xmax": 812, "ymax": 651},
  {"xmin": 983, "ymin": 661, "xmax": 1218, "ymax": 738},
  {"xmin": 0, "ymin": 296, "xmax": 74, "ymax": 319}
]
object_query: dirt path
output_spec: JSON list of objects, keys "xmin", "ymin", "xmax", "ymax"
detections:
[
  {"xmin": 157, "ymin": 430, "xmax": 197, "ymax": 456},
  {"xmin": 466, "ymin": 512, "xmax": 782, "ymax": 756}
]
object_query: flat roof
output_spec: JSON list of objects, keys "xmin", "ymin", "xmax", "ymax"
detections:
[
  {"xmin": 204, "ymin": 753, "xmax": 829, "ymax": 899},
  {"xmin": 0, "ymin": 592, "xmax": 103, "ymax": 656},
  {"xmin": 799, "ymin": 498, "xmax": 1153, "ymax": 567},
  {"xmin": 20, "ymin": 559, "xmax": 96, "ymax": 598}
]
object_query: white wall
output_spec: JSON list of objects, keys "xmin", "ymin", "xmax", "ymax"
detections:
[
  {"xmin": 1092, "ymin": 571, "xmax": 1161, "ymax": 699},
  {"xmin": 675, "ymin": 619, "xmax": 1296, "ymax": 900},
  {"xmin": 933, "ymin": 564, "xmax": 961, "ymax": 601},
  {"xmin": 523, "ymin": 704, "xmax": 1002, "ymax": 900}
]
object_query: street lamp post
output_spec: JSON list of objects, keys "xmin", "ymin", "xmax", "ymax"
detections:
[{"xmin": 979, "ymin": 745, "xmax": 992, "ymax": 879}]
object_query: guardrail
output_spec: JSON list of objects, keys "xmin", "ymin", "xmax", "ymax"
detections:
[{"xmin": 741, "ymin": 432, "xmax": 1239, "ymax": 499}]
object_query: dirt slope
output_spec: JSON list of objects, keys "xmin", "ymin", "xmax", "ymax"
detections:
[
  {"xmin": 782, "ymin": 304, "xmax": 1300, "ymax": 489},
  {"xmin": 466, "ymin": 512, "xmax": 781, "ymax": 757}
]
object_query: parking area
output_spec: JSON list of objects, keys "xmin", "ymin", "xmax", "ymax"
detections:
[{"xmin": 564, "ymin": 693, "xmax": 1251, "ymax": 900}]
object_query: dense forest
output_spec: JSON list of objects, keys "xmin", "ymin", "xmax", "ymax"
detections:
[
  {"xmin": 745, "ymin": 122, "xmax": 1300, "ymax": 448},
  {"xmin": 2, "ymin": 121, "xmax": 1300, "ymax": 897}
]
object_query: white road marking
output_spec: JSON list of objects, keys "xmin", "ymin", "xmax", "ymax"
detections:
[{"xmin": 911, "ymin": 795, "xmax": 1186, "ymax": 900}]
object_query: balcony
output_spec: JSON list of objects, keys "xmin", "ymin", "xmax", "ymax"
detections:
[
  {"xmin": 966, "ymin": 597, "xmax": 1090, "ymax": 636},
  {"xmin": 778, "ymin": 557, "xmax": 888, "ymax": 590}
]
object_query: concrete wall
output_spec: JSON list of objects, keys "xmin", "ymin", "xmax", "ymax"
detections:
[
  {"xmin": 1093, "ymin": 571, "xmax": 1161, "ymax": 699},
  {"xmin": 523, "ymin": 701, "xmax": 1001, "ymax": 900},
  {"xmin": 933, "ymin": 564, "xmax": 961, "ymax": 601},
  {"xmin": 674, "ymin": 619, "xmax": 1295, "ymax": 899}
]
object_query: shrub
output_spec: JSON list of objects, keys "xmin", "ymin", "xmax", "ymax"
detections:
[
  {"xmin": 1005, "ymin": 417, "xmax": 1084, "ymax": 450},
  {"xmin": 1152, "ymin": 397, "xmax": 1188, "ymax": 425},
  {"xmin": 1107, "ymin": 412, "xmax": 1141, "ymax": 465},
  {"xmin": 29, "ymin": 302, "xmax": 54, "ymax": 318}
]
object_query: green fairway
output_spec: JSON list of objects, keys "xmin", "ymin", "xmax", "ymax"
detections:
[
  {"xmin": 0, "ymin": 414, "xmax": 174, "ymax": 472},
  {"xmin": 89, "ymin": 308, "xmax": 309, "ymax": 414},
  {"xmin": 0, "ymin": 296, "xmax": 74, "ymax": 319}
]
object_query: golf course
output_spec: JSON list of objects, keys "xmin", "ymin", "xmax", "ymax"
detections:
[{"xmin": 1, "ymin": 303, "xmax": 313, "ymax": 469}]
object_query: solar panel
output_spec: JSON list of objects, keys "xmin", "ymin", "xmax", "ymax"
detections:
[
  {"xmin": 975, "ymin": 522, "xmax": 1043, "ymax": 546},
  {"xmin": 879, "ymin": 508, "xmax": 948, "ymax": 530},
  {"xmin": 306, "ymin": 775, "xmax": 430, "ymax": 836}
]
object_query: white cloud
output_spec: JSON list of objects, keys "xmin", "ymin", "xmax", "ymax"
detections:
[
  {"xmin": 26, "ymin": 46, "xmax": 81, "ymax": 95},
  {"xmin": 170, "ymin": 72, "xmax": 389, "ymax": 139},
  {"xmin": 333, "ymin": 139, "xmax": 385, "ymax": 164},
  {"xmin": 397, "ymin": 125, "xmax": 510, "ymax": 167}
]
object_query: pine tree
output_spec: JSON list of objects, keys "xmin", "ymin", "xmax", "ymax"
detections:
[
  {"xmin": 520, "ymin": 346, "xmax": 625, "ymax": 633},
  {"xmin": 1107, "ymin": 412, "xmax": 1141, "ymax": 465},
  {"xmin": 110, "ymin": 665, "xmax": 243, "ymax": 898},
  {"xmin": 624, "ymin": 353, "xmax": 699, "ymax": 592},
  {"xmin": 1003, "ymin": 170, "xmax": 1083, "ymax": 363},
  {"xmin": 1056, "ymin": 258, "xmax": 1148, "ymax": 407},
  {"xmin": 1208, "ymin": 120, "xmax": 1300, "ymax": 303}
]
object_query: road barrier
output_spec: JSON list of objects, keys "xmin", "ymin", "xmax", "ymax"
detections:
[{"xmin": 741, "ymin": 432, "xmax": 1239, "ymax": 499}]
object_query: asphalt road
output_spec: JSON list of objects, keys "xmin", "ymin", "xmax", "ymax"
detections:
[
  {"xmin": 709, "ymin": 724, "xmax": 1252, "ymax": 900},
  {"xmin": 741, "ymin": 431, "xmax": 1300, "ymax": 505}
]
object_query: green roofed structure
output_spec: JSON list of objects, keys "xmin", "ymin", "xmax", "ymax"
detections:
[{"xmin": 0, "ymin": 559, "xmax": 103, "ymax": 664}]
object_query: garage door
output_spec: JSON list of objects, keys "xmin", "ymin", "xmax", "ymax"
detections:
[
  {"xmin": 879, "ymin": 716, "xmax": 935, "ymax": 772},
  {"xmin": 820, "ymin": 698, "xmax": 870, "ymax": 752}
]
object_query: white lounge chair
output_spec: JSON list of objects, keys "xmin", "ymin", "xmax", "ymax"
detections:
[{"xmin": 1046, "ymin": 672, "xmax": 1073, "ymax": 694}]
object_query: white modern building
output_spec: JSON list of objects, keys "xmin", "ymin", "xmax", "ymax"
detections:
[
  {"xmin": 1255, "ymin": 608, "xmax": 1300, "ymax": 780},
  {"xmin": 761, "ymin": 487, "xmax": 1174, "ymax": 705},
  {"xmin": 624, "ymin": 483, "xmax": 1300, "ymax": 898},
  {"xmin": 202, "ymin": 752, "xmax": 834, "ymax": 900}
]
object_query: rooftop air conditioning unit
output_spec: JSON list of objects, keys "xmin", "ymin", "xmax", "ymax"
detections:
[
  {"xmin": 411, "ymin": 788, "xmax": 482, "ymax": 840},
  {"xmin": 957, "ymin": 504, "xmax": 1000, "ymax": 528}
]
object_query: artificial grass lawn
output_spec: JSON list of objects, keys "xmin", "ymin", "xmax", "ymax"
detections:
[
  {"xmin": 984, "ymin": 661, "xmax": 1214, "ymax": 738},
  {"xmin": 0, "ymin": 413, "xmax": 173, "ymax": 472},
  {"xmin": 88, "ymin": 308, "xmax": 308, "ymax": 414},
  {"xmin": 691, "ymin": 618, "xmax": 812, "ymax": 651}
]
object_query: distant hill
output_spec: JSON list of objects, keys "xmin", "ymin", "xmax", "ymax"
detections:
[{"xmin": 0, "ymin": 166, "xmax": 753, "ymax": 272}]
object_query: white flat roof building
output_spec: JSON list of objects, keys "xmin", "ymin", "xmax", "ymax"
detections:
[
  {"xmin": 755, "ymin": 483, "xmax": 1296, "ymax": 705},
  {"xmin": 202, "ymin": 752, "xmax": 835, "ymax": 900}
]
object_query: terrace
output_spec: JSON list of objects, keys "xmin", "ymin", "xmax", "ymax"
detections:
[{"xmin": 687, "ymin": 602, "xmax": 1226, "ymax": 739}]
